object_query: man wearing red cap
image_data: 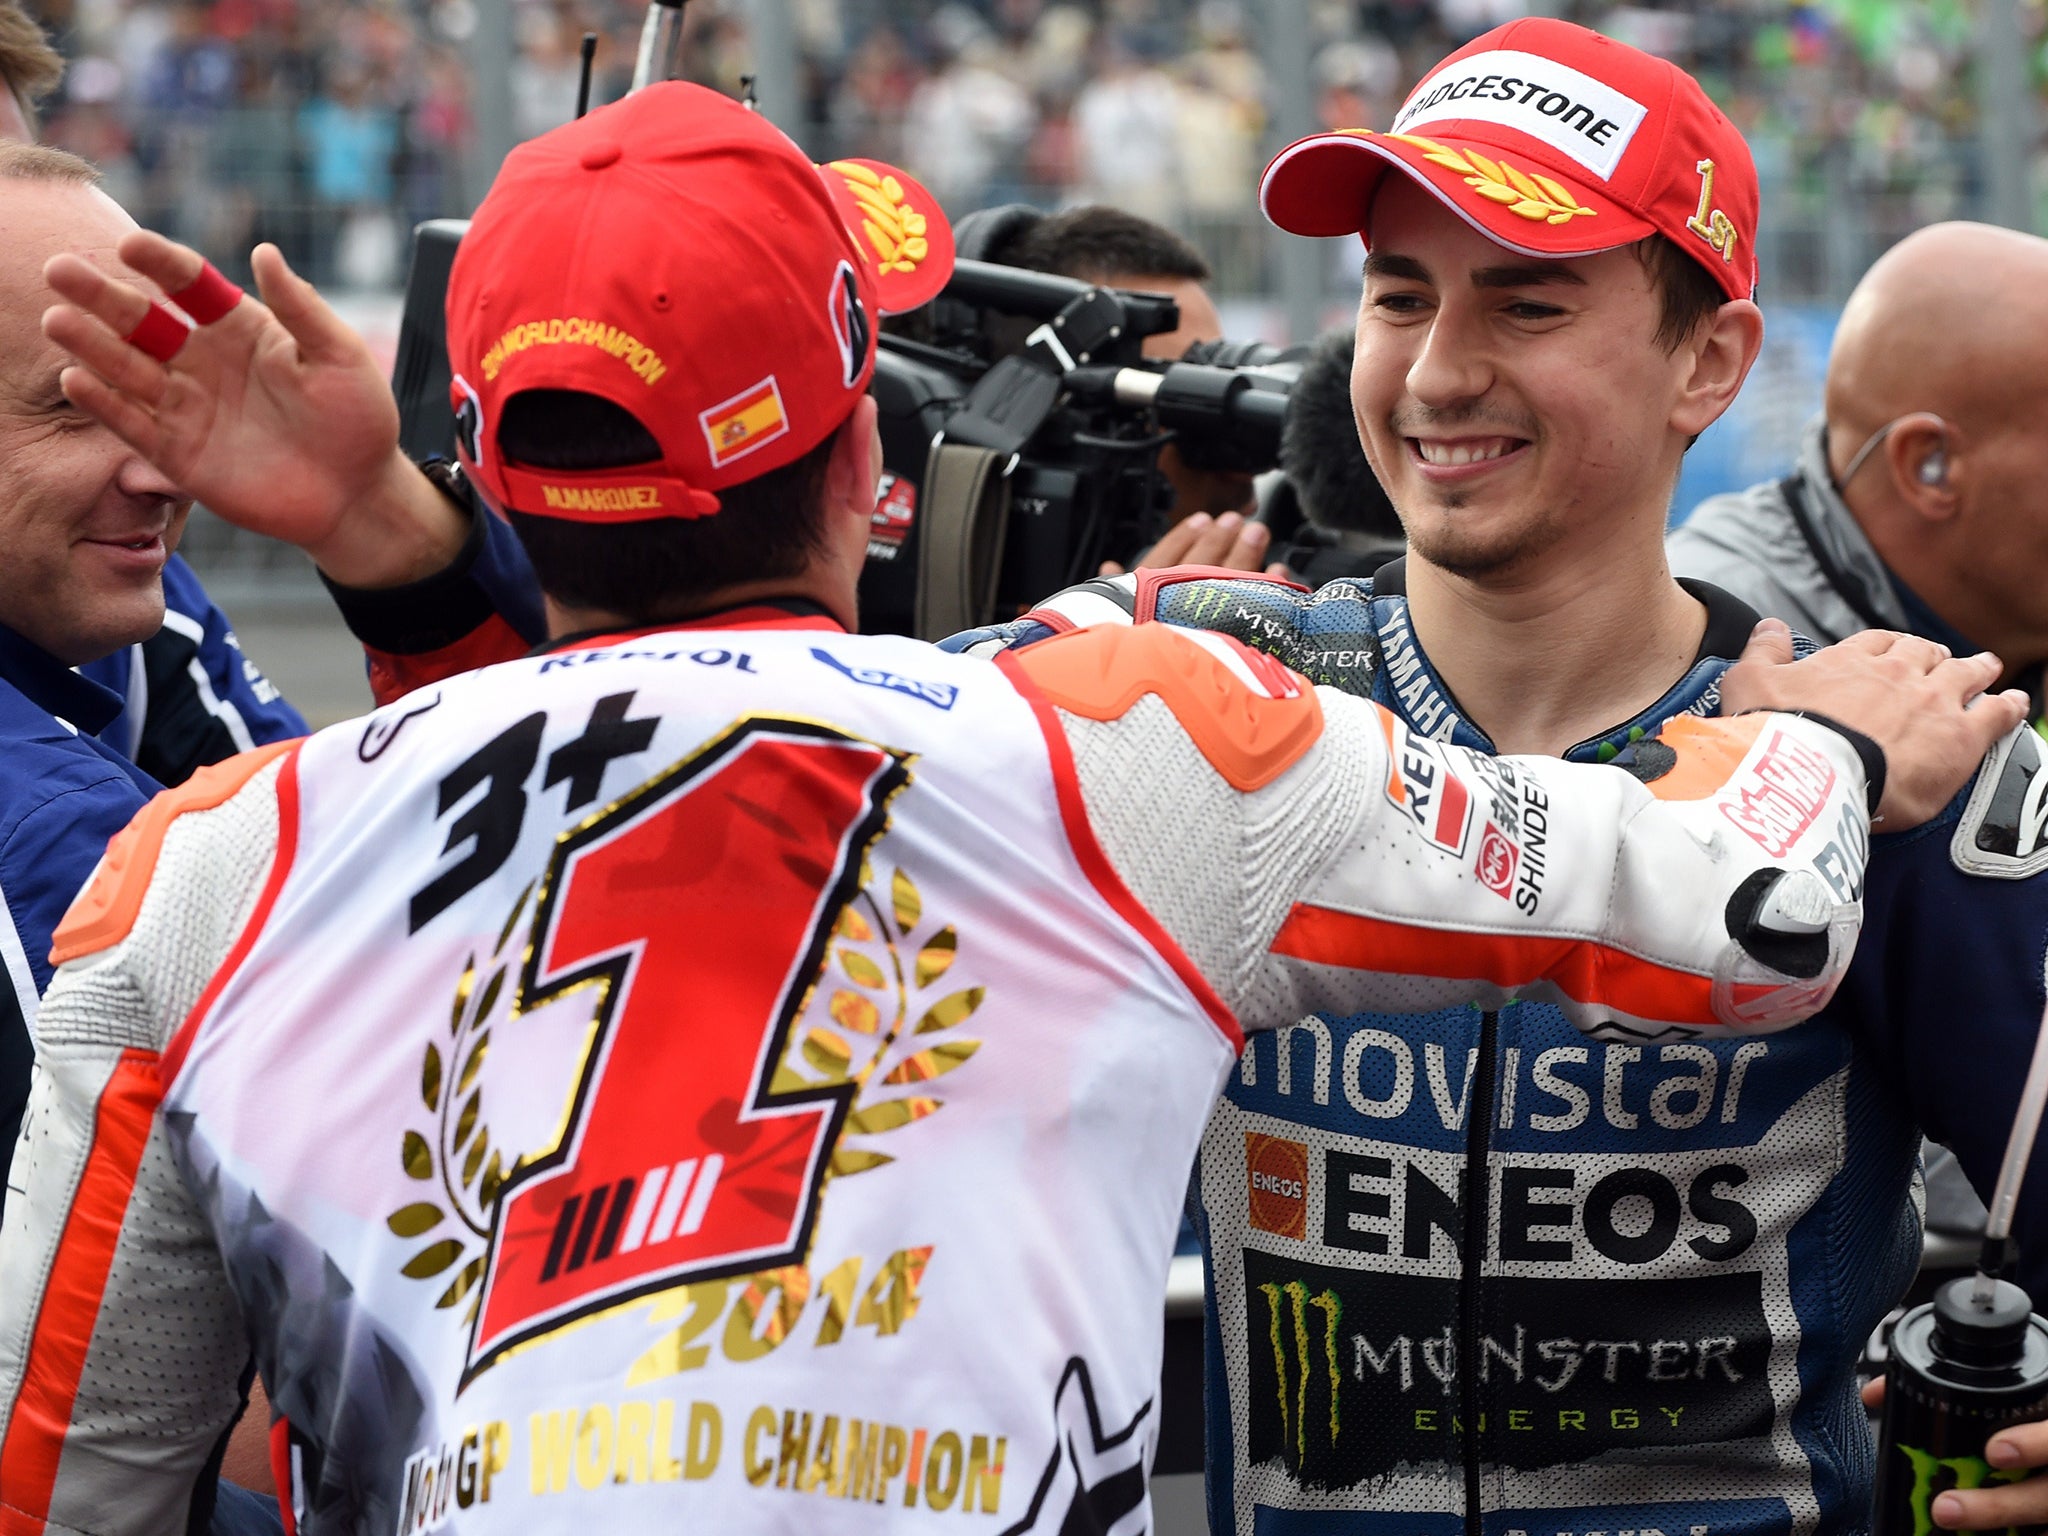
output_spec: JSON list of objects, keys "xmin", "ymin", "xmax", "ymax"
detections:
[
  {"xmin": 4, "ymin": 76, "xmax": 2002, "ymax": 1536},
  {"xmin": 948, "ymin": 18, "xmax": 2048, "ymax": 1535}
]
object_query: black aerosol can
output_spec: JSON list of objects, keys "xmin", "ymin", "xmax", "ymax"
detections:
[
  {"xmin": 1875, "ymin": 1001, "xmax": 2048, "ymax": 1535},
  {"xmin": 1873, "ymin": 1273, "xmax": 2048, "ymax": 1533}
]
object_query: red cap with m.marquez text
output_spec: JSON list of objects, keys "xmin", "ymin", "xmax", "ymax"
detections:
[
  {"xmin": 1259, "ymin": 18, "xmax": 1759, "ymax": 303},
  {"xmin": 445, "ymin": 82, "xmax": 955, "ymax": 523}
]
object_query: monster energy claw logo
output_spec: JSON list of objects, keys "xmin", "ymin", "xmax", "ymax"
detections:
[
  {"xmin": 1259, "ymin": 1280, "xmax": 1342, "ymax": 1465},
  {"xmin": 1894, "ymin": 1445, "xmax": 2026, "ymax": 1536}
]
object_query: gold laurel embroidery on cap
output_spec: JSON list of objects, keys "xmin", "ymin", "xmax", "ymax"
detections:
[
  {"xmin": 1379, "ymin": 131, "xmax": 1596, "ymax": 227},
  {"xmin": 829, "ymin": 159, "xmax": 931, "ymax": 274}
]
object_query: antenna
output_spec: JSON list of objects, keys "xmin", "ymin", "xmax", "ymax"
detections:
[
  {"xmin": 739, "ymin": 73, "xmax": 758, "ymax": 109},
  {"xmin": 631, "ymin": 0, "xmax": 690, "ymax": 91},
  {"xmin": 574, "ymin": 32, "xmax": 598, "ymax": 118},
  {"xmin": 1975, "ymin": 995, "xmax": 2048, "ymax": 1302}
]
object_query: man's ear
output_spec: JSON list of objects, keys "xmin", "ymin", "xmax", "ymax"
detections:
[
  {"xmin": 823, "ymin": 394, "xmax": 882, "ymax": 529},
  {"xmin": 1670, "ymin": 298, "xmax": 1764, "ymax": 440},
  {"xmin": 1880, "ymin": 413, "xmax": 1962, "ymax": 523}
]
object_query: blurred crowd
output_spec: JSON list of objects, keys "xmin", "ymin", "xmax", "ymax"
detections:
[{"xmin": 18, "ymin": 0, "xmax": 2048, "ymax": 297}]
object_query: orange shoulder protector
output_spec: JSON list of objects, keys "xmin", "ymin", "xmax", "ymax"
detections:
[
  {"xmin": 1012, "ymin": 623, "xmax": 1321, "ymax": 791},
  {"xmin": 1635, "ymin": 714, "xmax": 1768, "ymax": 802},
  {"xmin": 51, "ymin": 740, "xmax": 297, "ymax": 967}
]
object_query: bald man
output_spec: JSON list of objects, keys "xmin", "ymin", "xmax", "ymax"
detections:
[
  {"xmin": 1673, "ymin": 222, "xmax": 2048, "ymax": 716},
  {"xmin": 1671, "ymin": 224, "xmax": 2048, "ymax": 1485}
]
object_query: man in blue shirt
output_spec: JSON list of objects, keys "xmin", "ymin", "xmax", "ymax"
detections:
[{"xmin": 0, "ymin": 141, "xmax": 303, "ymax": 1218}]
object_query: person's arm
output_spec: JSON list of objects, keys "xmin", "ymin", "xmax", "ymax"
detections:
[
  {"xmin": 0, "ymin": 761, "xmax": 150, "ymax": 1221},
  {"xmin": 39, "ymin": 231, "xmax": 540, "ymax": 697},
  {"xmin": 0, "ymin": 746, "xmax": 293, "ymax": 1536},
  {"xmin": 1009, "ymin": 622, "xmax": 2021, "ymax": 1042},
  {"xmin": 1008, "ymin": 622, "xmax": 1879, "ymax": 1040},
  {"xmin": 317, "ymin": 464, "xmax": 546, "ymax": 704},
  {"xmin": 1842, "ymin": 724, "xmax": 2048, "ymax": 1293}
]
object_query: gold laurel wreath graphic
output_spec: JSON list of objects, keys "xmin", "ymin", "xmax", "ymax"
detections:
[
  {"xmin": 385, "ymin": 862, "xmax": 984, "ymax": 1328},
  {"xmin": 385, "ymin": 882, "xmax": 532, "ymax": 1323},
  {"xmin": 773, "ymin": 862, "xmax": 986, "ymax": 1176},
  {"xmin": 829, "ymin": 160, "xmax": 932, "ymax": 275},
  {"xmin": 1380, "ymin": 132, "xmax": 1596, "ymax": 227}
]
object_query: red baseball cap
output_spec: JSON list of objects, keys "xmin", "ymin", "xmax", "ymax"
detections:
[
  {"xmin": 446, "ymin": 82, "xmax": 956, "ymax": 523},
  {"xmin": 1260, "ymin": 18, "xmax": 1758, "ymax": 303}
]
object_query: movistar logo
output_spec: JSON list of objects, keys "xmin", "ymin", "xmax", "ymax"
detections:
[
  {"xmin": 1894, "ymin": 1444, "xmax": 2026, "ymax": 1536},
  {"xmin": 1258, "ymin": 1280, "xmax": 1341, "ymax": 1466}
]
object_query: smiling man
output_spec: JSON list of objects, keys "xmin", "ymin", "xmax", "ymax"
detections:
[
  {"xmin": 944, "ymin": 17, "xmax": 2048, "ymax": 1535},
  {"xmin": 0, "ymin": 143, "xmax": 303, "ymax": 1224}
]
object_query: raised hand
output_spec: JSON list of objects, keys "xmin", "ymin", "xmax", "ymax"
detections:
[{"xmin": 42, "ymin": 234, "xmax": 464, "ymax": 588}]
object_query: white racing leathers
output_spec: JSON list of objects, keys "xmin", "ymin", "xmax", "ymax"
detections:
[{"xmin": 0, "ymin": 613, "xmax": 1868, "ymax": 1536}]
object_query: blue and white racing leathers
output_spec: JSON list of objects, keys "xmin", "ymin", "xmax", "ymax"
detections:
[{"xmin": 947, "ymin": 561, "xmax": 2048, "ymax": 1536}]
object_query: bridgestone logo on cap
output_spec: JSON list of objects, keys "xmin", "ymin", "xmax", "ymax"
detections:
[{"xmin": 1393, "ymin": 49, "xmax": 1648, "ymax": 181}]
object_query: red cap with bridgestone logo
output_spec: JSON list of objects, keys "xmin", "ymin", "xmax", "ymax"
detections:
[
  {"xmin": 446, "ymin": 81, "xmax": 955, "ymax": 523},
  {"xmin": 1259, "ymin": 17, "xmax": 1759, "ymax": 303}
]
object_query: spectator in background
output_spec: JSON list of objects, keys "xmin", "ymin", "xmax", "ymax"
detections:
[
  {"xmin": 900, "ymin": 7, "xmax": 1034, "ymax": 212},
  {"xmin": 206, "ymin": 54, "xmax": 299, "ymax": 284},
  {"xmin": 296, "ymin": 61, "xmax": 398, "ymax": 286},
  {"xmin": 828, "ymin": 23, "xmax": 919, "ymax": 166},
  {"xmin": 508, "ymin": 0, "xmax": 580, "ymax": 140},
  {"xmin": 1072, "ymin": 30, "xmax": 1180, "ymax": 225},
  {"xmin": 0, "ymin": 0, "xmax": 59, "ymax": 139}
]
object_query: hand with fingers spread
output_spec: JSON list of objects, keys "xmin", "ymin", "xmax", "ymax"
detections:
[
  {"xmin": 1098, "ymin": 510, "xmax": 1294, "ymax": 579},
  {"xmin": 42, "ymin": 233, "xmax": 465, "ymax": 588},
  {"xmin": 1719, "ymin": 619, "xmax": 2029, "ymax": 828}
]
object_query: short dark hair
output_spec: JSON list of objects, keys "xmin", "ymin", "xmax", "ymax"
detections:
[
  {"xmin": 497, "ymin": 389, "xmax": 835, "ymax": 624},
  {"xmin": 1633, "ymin": 235, "xmax": 1728, "ymax": 352},
  {"xmin": 1009, "ymin": 205, "xmax": 1212, "ymax": 285}
]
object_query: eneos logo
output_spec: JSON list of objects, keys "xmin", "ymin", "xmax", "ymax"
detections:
[{"xmin": 1246, "ymin": 1132, "xmax": 1308, "ymax": 1240}]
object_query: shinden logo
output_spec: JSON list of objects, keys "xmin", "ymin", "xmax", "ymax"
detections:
[
  {"xmin": 1477, "ymin": 823, "xmax": 1519, "ymax": 899},
  {"xmin": 1246, "ymin": 1132, "xmax": 1308, "ymax": 1240}
]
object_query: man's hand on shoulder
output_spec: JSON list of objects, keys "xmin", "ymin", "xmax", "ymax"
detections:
[
  {"xmin": 1720, "ymin": 619, "xmax": 2028, "ymax": 828},
  {"xmin": 41, "ymin": 232, "xmax": 466, "ymax": 589}
]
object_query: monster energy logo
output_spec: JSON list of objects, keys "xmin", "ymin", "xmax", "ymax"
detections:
[
  {"xmin": 1894, "ymin": 1445, "xmax": 2026, "ymax": 1536},
  {"xmin": 1258, "ymin": 1280, "xmax": 1342, "ymax": 1465}
]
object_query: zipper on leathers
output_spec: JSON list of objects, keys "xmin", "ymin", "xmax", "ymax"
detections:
[{"xmin": 1459, "ymin": 1008, "xmax": 1501, "ymax": 1536}]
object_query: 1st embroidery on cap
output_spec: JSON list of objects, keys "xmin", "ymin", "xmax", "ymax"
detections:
[
  {"xmin": 1382, "ymin": 131, "xmax": 1596, "ymax": 226},
  {"xmin": 830, "ymin": 160, "xmax": 930, "ymax": 274}
]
